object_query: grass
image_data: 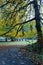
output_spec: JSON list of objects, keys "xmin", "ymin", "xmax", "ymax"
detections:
[{"xmin": 20, "ymin": 42, "xmax": 43, "ymax": 65}]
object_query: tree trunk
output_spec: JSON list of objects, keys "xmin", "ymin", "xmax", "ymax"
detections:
[
  {"xmin": 10, "ymin": 37, "xmax": 14, "ymax": 41},
  {"xmin": 33, "ymin": 0, "xmax": 43, "ymax": 48},
  {"xmin": 5, "ymin": 37, "xmax": 7, "ymax": 42}
]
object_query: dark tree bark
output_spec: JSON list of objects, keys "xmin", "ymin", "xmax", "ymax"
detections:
[
  {"xmin": 10, "ymin": 37, "xmax": 14, "ymax": 41},
  {"xmin": 33, "ymin": 0, "xmax": 43, "ymax": 48},
  {"xmin": 5, "ymin": 37, "xmax": 7, "ymax": 42}
]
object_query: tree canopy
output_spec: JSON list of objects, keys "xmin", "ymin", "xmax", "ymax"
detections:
[{"xmin": 0, "ymin": 0, "xmax": 43, "ymax": 38}]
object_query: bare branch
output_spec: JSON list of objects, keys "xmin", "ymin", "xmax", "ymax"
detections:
[{"xmin": 15, "ymin": 25, "xmax": 24, "ymax": 36}]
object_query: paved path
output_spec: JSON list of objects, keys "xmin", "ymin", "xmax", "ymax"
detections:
[{"xmin": 0, "ymin": 47, "xmax": 34, "ymax": 65}]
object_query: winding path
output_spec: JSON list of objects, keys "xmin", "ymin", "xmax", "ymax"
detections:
[{"xmin": 0, "ymin": 47, "xmax": 34, "ymax": 65}]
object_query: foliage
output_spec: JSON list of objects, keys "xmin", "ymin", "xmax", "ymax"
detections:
[{"xmin": 0, "ymin": 0, "xmax": 43, "ymax": 38}]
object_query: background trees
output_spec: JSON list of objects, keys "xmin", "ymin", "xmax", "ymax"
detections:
[{"xmin": 0, "ymin": 0, "xmax": 43, "ymax": 44}]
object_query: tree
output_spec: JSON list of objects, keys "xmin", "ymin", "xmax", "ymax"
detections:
[
  {"xmin": 33, "ymin": 0, "xmax": 43, "ymax": 49},
  {"xmin": 0, "ymin": 0, "xmax": 43, "ymax": 46}
]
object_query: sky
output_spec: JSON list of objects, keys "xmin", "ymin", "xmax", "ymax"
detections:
[{"xmin": 0, "ymin": 0, "xmax": 43, "ymax": 23}]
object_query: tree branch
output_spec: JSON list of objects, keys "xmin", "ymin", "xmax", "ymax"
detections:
[
  {"xmin": 0, "ymin": 17, "xmax": 35, "ymax": 36},
  {"xmin": 0, "ymin": 1, "xmax": 10, "ymax": 8}
]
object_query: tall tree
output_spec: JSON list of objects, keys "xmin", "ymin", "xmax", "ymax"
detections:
[{"xmin": 33, "ymin": 0, "xmax": 43, "ymax": 48}]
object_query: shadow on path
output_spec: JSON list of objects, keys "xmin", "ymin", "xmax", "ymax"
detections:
[{"xmin": 0, "ymin": 47, "xmax": 34, "ymax": 65}]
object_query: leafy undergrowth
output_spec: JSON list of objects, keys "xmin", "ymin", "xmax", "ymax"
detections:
[{"xmin": 20, "ymin": 43, "xmax": 43, "ymax": 65}]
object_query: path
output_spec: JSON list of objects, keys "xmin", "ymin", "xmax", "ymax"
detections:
[{"xmin": 0, "ymin": 47, "xmax": 34, "ymax": 65}]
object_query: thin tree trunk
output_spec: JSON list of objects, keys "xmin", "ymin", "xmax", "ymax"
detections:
[
  {"xmin": 10, "ymin": 37, "xmax": 14, "ymax": 41},
  {"xmin": 33, "ymin": 0, "xmax": 43, "ymax": 48},
  {"xmin": 5, "ymin": 37, "xmax": 7, "ymax": 42}
]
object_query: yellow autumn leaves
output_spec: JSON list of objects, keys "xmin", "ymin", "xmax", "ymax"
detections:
[{"xmin": 0, "ymin": 0, "xmax": 37, "ymax": 38}]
